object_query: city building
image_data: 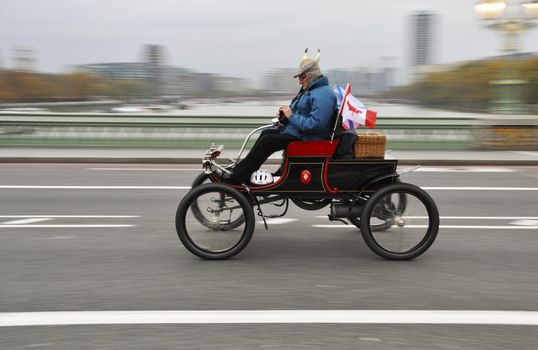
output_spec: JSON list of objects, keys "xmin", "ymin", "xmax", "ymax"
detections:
[
  {"xmin": 215, "ymin": 76, "xmax": 251, "ymax": 95},
  {"xmin": 263, "ymin": 69, "xmax": 298, "ymax": 94},
  {"xmin": 75, "ymin": 62, "xmax": 252, "ymax": 97},
  {"xmin": 410, "ymin": 12, "xmax": 437, "ymax": 82},
  {"xmin": 326, "ymin": 66, "xmax": 396, "ymax": 96},
  {"xmin": 143, "ymin": 44, "xmax": 164, "ymax": 96},
  {"xmin": 13, "ymin": 47, "xmax": 36, "ymax": 72},
  {"xmin": 263, "ymin": 66, "xmax": 396, "ymax": 96},
  {"xmin": 74, "ymin": 62, "xmax": 151, "ymax": 80}
]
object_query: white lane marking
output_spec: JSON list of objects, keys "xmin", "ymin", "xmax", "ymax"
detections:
[
  {"xmin": 314, "ymin": 224, "xmax": 538, "ymax": 230},
  {"xmin": 257, "ymin": 218, "xmax": 298, "ymax": 225},
  {"xmin": 414, "ymin": 225, "xmax": 538, "ymax": 229},
  {"xmin": 1, "ymin": 218, "xmax": 52, "ymax": 225},
  {"xmin": 402, "ymin": 167, "xmax": 515, "ymax": 173},
  {"xmin": 423, "ymin": 187, "xmax": 538, "ymax": 191},
  {"xmin": 510, "ymin": 219, "xmax": 538, "ymax": 226},
  {"xmin": 25, "ymin": 344, "xmax": 52, "ymax": 348},
  {"xmin": 0, "ymin": 215, "xmax": 139, "ymax": 229},
  {"xmin": 88, "ymin": 168, "xmax": 202, "ymax": 171},
  {"xmin": 513, "ymin": 151, "xmax": 538, "ymax": 157},
  {"xmin": 316, "ymin": 216, "xmax": 538, "ymax": 220},
  {"xmin": 437, "ymin": 216, "xmax": 538, "ymax": 220},
  {"xmin": 0, "ymin": 215, "xmax": 140, "ymax": 218},
  {"xmin": 0, "ymin": 225, "xmax": 134, "ymax": 228},
  {"xmin": 0, "ymin": 186, "xmax": 191, "ymax": 190},
  {"xmin": 1, "ymin": 310, "xmax": 537, "ymax": 327}
]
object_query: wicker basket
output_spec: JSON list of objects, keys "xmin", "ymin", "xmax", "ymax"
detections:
[{"xmin": 354, "ymin": 132, "xmax": 386, "ymax": 159}]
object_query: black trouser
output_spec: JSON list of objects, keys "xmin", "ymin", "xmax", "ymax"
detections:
[{"xmin": 232, "ymin": 128, "xmax": 299, "ymax": 183}]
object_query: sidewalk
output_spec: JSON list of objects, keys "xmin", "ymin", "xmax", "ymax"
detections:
[{"xmin": 0, "ymin": 147, "xmax": 537, "ymax": 165}]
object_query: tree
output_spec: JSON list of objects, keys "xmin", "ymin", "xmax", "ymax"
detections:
[{"xmin": 385, "ymin": 58, "xmax": 538, "ymax": 112}]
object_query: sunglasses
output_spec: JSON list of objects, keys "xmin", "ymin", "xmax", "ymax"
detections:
[{"xmin": 298, "ymin": 74, "xmax": 307, "ymax": 80}]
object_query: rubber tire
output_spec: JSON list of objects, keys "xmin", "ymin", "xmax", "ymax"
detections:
[
  {"xmin": 360, "ymin": 182, "xmax": 439, "ymax": 260},
  {"xmin": 191, "ymin": 172, "xmax": 209, "ymax": 187},
  {"xmin": 176, "ymin": 183, "xmax": 255, "ymax": 260},
  {"xmin": 350, "ymin": 192, "xmax": 407, "ymax": 232},
  {"xmin": 349, "ymin": 178, "xmax": 406, "ymax": 231},
  {"xmin": 190, "ymin": 172, "xmax": 245, "ymax": 231}
]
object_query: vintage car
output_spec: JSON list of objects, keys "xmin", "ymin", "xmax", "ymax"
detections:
[{"xmin": 175, "ymin": 121, "xmax": 439, "ymax": 261}]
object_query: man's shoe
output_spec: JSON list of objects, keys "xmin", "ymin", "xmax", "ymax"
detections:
[
  {"xmin": 272, "ymin": 168, "xmax": 282, "ymax": 177},
  {"xmin": 214, "ymin": 168, "xmax": 235, "ymax": 183}
]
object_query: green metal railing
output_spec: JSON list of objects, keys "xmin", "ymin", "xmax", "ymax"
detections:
[{"xmin": 0, "ymin": 111, "xmax": 532, "ymax": 150}]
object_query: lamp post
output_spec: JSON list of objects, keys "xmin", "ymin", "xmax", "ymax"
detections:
[{"xmin": 475, "ymin": 0, "xmax": 538, "ymax": 114}]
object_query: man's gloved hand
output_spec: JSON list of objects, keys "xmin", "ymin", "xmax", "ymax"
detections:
[
  {"xmin": 278, "ymin": 110, "xmax": 288, "ymax": 125},
  {"xmin": 278, "ymin": 105, "xmax": 292, "ymax": 125}
]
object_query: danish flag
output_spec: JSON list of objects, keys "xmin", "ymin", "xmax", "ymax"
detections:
[{"xmin": 336, "ymin": 83, "xmax": 377, "ymax": 129}]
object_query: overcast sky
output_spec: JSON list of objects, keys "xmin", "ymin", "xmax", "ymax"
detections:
[{"xmin": 1, "ymin": 0, "xmax": 537, "ymax": 81}]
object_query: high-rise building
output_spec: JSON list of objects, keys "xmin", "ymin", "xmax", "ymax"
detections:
[
  {"xmin": 412, "ymin": 12, "xmax": 436, "ymax": 66},
  {"xmin": 143, "ymin": 44, "xmax": 164, "ymax": 96},
  {"xmin": 409, "ymin": 12, "xmax": 437, "ymax": 83}
]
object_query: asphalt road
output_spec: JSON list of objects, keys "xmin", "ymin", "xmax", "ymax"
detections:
[{"xmin": 0, "ymin": 163, "xmax": 537, "ymax": 349}]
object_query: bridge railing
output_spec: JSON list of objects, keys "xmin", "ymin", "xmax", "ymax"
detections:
[{"xmin": 0, "ymin": 111, "xmax": 536, "ymax": 149}]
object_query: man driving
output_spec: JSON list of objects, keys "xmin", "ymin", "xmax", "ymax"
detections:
[{"xmin": 220, "ymin": 49, "xmax": 337, "ymax": 184}]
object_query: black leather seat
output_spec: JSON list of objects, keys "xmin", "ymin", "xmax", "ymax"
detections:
[
  {"xmin": 332, "ymin": 131, "xmax": 357, "ymax": 159},
  {"xmin": 330, "ymin": 108, "xmax": 357, "ymax": 159}
]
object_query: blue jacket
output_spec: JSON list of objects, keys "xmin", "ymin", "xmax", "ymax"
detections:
[{"xmin": 283, "ymin": 76, "xmax": 337, "ymax": 141}]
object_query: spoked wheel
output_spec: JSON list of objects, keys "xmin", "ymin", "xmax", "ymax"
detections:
[
  {"xmin": 360, "ymin": 182, "xmax": 439, "ymax": 260},
  {"xmin": 349, "ymin": 178, "xmax": 406, "ymax": 231},
  {"xmin": 291, "ymin": 198, "xmax": 331, "ymax": 210},
  {"xmin": 190, "ymin": 172, "xmax": 245, "ymax": 230},
  {"xmin": 176, "ymin": 183, "xmax": 255, "ymax": 260}
]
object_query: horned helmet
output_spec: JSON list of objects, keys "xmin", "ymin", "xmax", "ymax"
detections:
[{"xmin": 293, "ymin": 48, "xmax": 322, "ymax": 82}]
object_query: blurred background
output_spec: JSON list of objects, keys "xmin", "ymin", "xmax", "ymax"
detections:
[{"xmin": 0, "ymin": 0, "xmax": 537, "ymax": 150}]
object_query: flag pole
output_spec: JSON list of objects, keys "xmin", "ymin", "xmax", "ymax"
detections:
[{"xmin": 330, "ymin": 83, "xmax": 351, "ymax": 141}]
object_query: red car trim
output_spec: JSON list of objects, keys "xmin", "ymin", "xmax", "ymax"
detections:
[
  {"xmin": 287, "ymin": 140, "xmax": 339, "ymax": 157},
  {"xmin": 323, "ymin": 158, "xmax": 338, "ymax": 194}
]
